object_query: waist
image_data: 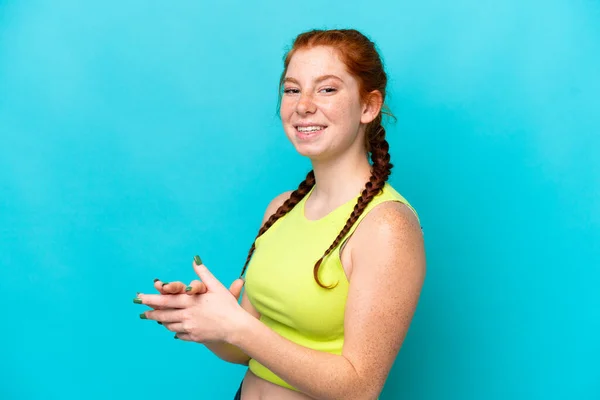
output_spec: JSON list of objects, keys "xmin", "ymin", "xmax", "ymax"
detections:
[
  {"xmin": 243, "ymin": 368, "xmax": 380, "ymax": 400},
  {"xmin": 248, "ymin": 358, "xmax": 298, "ymax": 392},
  {"xmin": 242, "ymin": 368, "xmax": 314, "ymax": 400}
]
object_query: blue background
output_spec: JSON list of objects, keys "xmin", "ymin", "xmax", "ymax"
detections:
[{"xmin": 1, "ymin": 1, "xmax": 599, "ymax": 399}]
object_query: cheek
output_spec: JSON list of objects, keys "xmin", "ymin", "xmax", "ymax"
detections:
[
  {"xmin": 319, "ymin": 96, "xmax": 354, "ymax": 121},
  {"xmin": 325, "ymin": 105, "xmax": 354, "ymax": 133},
  {"xmin": 280, "ymin": 98, "xmax": 295, "ymax": 117}
]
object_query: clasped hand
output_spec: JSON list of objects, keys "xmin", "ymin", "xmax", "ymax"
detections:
[{"xmin": 134, "ymin": 258, "xmax": 245, "ymax": 343}]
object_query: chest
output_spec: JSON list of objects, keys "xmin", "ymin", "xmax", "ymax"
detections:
[{"xmin": 244, "ymin": 215, "xmax": 351, "ymax": 339}]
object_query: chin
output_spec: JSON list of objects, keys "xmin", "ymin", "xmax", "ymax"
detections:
[
  {"xmin": 287, "ymin": 135, "xmax": 321, "ymax": 155},
  {"xmin": 292, "ymin": 144, "xmax": 331, "ymax": 161}
]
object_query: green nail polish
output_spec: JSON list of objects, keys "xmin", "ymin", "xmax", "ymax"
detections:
[
  {"xmin": 162, "ymin": 281, "xmax": 169, "ymax": 286},
  {"xmin": 174, "ymin": 334, "xmax": 179, "ymax": 339},
  {"xmin": 157, "ymin": 321, "xmax": 162, "ymax": 325},
  {"xmin": 139, "ymin": 313, "xmax": 147, "ymax": 319},
  {"xmin": 153, "ymin": 278, "xmax": 159, "ymax": 282},
  {"xmin": 185, "ymin": 286, "xmax": 192, "ymax": 292},
  {"xmin": 133, "ymin": 297, "xmax": 142, "ymax": 304},
  {"xmin": 194, "ymin": 255, "xmax": 202, "ymax": 265}
]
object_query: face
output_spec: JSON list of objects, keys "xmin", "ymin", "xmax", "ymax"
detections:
[{"xmin": 280, "ymin": 46, "xmax": 378, "ymax": 161}]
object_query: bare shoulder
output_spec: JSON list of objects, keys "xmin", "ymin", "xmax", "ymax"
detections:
[
  {"xmin": 351, "ymin": 200, "xmax": 425, "ymax": 277},
  {"xmin": 261, "ymin": 190, "xmax": 295, "ymax": 224},
  {"xmin": 357, "ymin": 200, "xmax": 421, "ymax": 241}
]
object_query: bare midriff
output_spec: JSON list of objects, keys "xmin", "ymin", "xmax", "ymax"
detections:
[{"xmin": 240, "ymin": 369, "xmax": 316, "ymax": 400}]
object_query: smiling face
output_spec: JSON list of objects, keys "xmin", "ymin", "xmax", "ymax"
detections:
[{"xmin": 280, "ymin": 46, "xmax": 374, "ymax": 161}]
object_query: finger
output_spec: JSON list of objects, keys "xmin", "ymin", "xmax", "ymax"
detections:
[
  {"xmin": 134, "ymin": 291, "xmax": 175, "ymax": 311},
  {"xmin": 192, "ymin": 259, "xmax": 222, "ymax": 291},
  {"xmin": 135, "ymin": 292, "xmax": 162, "ymax": 310},
  {"xmin": 162, "ymin": 322, "xmax": 184, "ymax": 333},
  {"xmin": 137, "ymin": 293, "xmax": 191, "ymax": 309},
  {"xmin": 162, "ymin": 281, "xmax": 187, "ymax": 294},
  {"xmin": 153, "ymin": 279, "xmax": 169, "ymax": 295},
  {"xmin": 142, "ymin": 308, "xmax": 185, "ymax": 323},
  {"xmin": 228, "ymin": 278, "xmax": 245, "ymax": 300},
  {"xmin": 174, "ymin": 332, "xmax": 193, "ymax": 341},
  {"xmin": 185, "ymin": 280, "xmax": 207, "ymax": 295}
]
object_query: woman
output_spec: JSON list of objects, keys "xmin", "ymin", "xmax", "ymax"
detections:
[{"xmin": 134, "ymin": 28, "xmax": 426, "ymax": 400}]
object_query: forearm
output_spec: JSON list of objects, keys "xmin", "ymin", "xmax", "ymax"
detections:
[
  {"xmin": 229, "ymin": 314, "xmax": 372, "ymax": 400},
  {"xmin": 204, "ymin": 341, "xmax": 251, "ymax": 365}
]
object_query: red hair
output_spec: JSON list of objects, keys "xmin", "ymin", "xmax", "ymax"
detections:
[{"xmin": 240, "ymin": 29, "xmax": 395, "ymax": 288}]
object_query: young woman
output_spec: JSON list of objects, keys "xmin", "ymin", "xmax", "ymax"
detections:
[{"xmin": 135, "ymin": 29, "xmax": 426, "ymax": 400}]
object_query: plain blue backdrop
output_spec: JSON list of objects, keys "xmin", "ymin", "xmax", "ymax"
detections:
[{"xmin": 1, "ymin": 1, "xmax": 599, "ymax": 399}]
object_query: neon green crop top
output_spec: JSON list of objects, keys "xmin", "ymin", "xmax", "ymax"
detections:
[{"xmin": 244, "ymin": 182, "xmax": 418, "ymax": 395}]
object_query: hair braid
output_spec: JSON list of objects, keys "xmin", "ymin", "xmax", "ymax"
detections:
[
  {"xmin": 239, "ymin": 170, "xmax": 316, "ymax": 278},
  {"xmin": 241, "ymin": 28, "xmax": 396, "ymax": 287},
  {"xmin": 313, "ymin": 125, "xmax": 393, "ymax": 289}
]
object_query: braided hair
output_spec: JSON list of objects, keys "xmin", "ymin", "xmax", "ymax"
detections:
[{"xmin": 240, "ymin": 29, "xmax": 396, "ymax": 288}]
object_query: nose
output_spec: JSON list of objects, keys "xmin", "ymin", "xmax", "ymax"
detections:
[{"xmin": 296, "ymin": 92, "xmax": 316, "ymax": 115}]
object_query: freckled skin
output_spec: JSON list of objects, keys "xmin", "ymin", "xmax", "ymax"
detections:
[
  {"xmin": 280, "ymin": 46, "xmax": 367, "ymax": 163},
  {"xmin": 147, "ymin": 44, "xmax": 426, "ymax": 400},
  {"xmin": 233, "ymin": 46, "xmax": 427, "ymax": 400}
]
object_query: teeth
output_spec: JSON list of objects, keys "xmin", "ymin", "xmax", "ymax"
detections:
[{"xmin": 297, "ymin": 126, "xmax": 325, "ymax": 132}]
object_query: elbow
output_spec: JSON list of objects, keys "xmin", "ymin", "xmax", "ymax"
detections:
[
  {"xmin": 230, "ymin": 356, "xmax": 251, "ymax": 366},
  {"xmin": 215, "ymin": 353, "xmax": 251, "ymax": 365},
  {"xmin": 343, "ymin": 387, "xmax": 380, "ymax": 400},
  {"xmin": 228, "ymin": 358, "xmax": 250, "ymax": 366},
  {"xmin": 336, "ymin": 369, "xmax": 381, "ymax": 400}
]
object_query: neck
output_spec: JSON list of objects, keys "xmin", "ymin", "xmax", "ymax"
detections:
[{"xmin": 309, "ymin": 147, "xmax": 373, "ymax": 205}]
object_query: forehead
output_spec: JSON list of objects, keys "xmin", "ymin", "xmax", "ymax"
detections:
[{"xmin": 285, "ymin": 46, "xmax": 351, "ymax": 81}]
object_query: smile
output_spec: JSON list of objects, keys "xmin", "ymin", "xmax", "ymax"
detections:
[
  {"xmin": 296, "ymin": 125, "xmax": 327, "ymax": 133},
  {"xmin": 295, "ymin": 126, "xmax": 327, "ymax": 140}
]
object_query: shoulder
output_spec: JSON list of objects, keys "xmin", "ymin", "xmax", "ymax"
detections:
[
  {"xmin": 261, "ymin": 190, "xmax": 295, "ymax": 224},
  {"xmin": 361, "ymin": 200, "xmax": 421, "ymax": 238},
  {"xmin": 351, "ymin": 200, "xmax": 425, "ymax": 278}
]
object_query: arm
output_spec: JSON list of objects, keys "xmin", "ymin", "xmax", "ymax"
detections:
[
  {"xmin": 204, "ymin": 190, "xmax": 294, "ymax": 365},
  {"xmin": 228, "ymin": 202, "xmax": 426, "ymax": 400}
]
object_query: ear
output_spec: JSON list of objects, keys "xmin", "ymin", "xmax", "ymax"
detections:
[{"xmin": 360, "ymin": 90, "xmax": 383, "ymax": 124}]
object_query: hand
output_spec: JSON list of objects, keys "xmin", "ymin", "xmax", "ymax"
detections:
[
  {"xmin": 142, "ymin": 274, "xmax": 242, "ymax": 330},
  {"xmin": 136, "ymin": 260, "xmax": 246, "ymax": 343},
  {"xmin": 134, "ymin": 280, "xmax": 198, "ymax": 315},
  {"xmin": 146, "ymin": 277, "xmax": 241, "ymax": 311}
]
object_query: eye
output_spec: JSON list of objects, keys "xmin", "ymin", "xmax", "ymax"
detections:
[
  {"xmin": 283, "ymin": 88, "xmax": 299, "ymax": 94},
  {"xmin": 320, "ymin": 87, "xmax": 337, "ymax": 94}
]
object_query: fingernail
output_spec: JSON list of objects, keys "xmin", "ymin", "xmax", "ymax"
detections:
[
  {"xmin": 174, "ymin": 334, "xmax": 179, "ymax": 339},
  {"xmin": 194, "ymin": 255, "xmax": 202, "ymax": 265},
  {"xmin": 157, "ymin": 322, "xmax": 162, "ymax": 325},
  {"xmin": 185, "ymin": 286, "xmax": 192, "ymax": 292},
  {"xmin": 133, "ymin": 297, "xmax": 142, "ymax": 304},
  {"xmin": 139, "ymin": 313, "xmax": 147, "ymax": 319},
  {"xmin": 162, "ymin": 281, "xmax": 169, "ymax": 286},
  {"xmin": 153, "ymin": 278, "xmax": 159, "ymax": 283}
]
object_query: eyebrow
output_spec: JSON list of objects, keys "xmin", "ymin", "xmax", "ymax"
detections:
[{"xmin": 283, "ymin": 74, "xmax": 344, "ymax": 85}]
